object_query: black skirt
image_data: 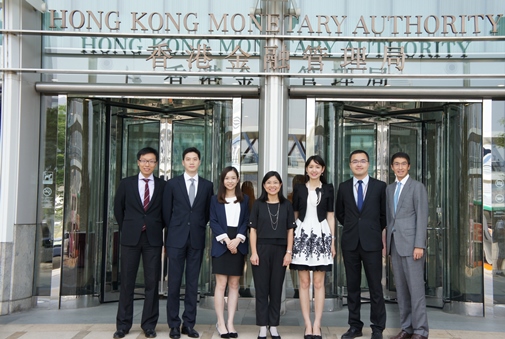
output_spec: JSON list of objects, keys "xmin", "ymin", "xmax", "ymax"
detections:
[{"xmin": 212, "ymin": 227, "xmax": 245, "ymax": 276}]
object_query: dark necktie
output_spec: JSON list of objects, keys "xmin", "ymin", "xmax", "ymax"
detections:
[
  {"xmin": 357, "ymin": 180, "xmax": 363, "ymax": 212},
  {"xmin": 143, "ymin": 178, "xmax": 150, "ymax": 210},
  {"xmin": 142, "ymin": 179, "xmax": 149, "ymax": 231},
  {"xmin": 189, "ymin": 178, "xmax": 195, "ymax": 206}
]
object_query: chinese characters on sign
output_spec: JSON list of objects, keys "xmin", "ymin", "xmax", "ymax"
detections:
[
  {"xmin": 146, "ymin": 43, "xmax": 173, "ymax": 69},
  {"xmin": 226, "ymin": 46, "xmax": 251, "ymax": 71},
  {"xmin": 264, "ymin": 44, "xmax": 290, "ymax": 72},
  {"xmin": 303, "ymin": 46, "xmax": 328, "ymax": 72},
  {"xmin": 145, "ymin": 42, "xmax": 408, "ymax": 86}
]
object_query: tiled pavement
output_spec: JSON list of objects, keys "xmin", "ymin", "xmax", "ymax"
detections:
[{"xmin": 1, "ymin": 297, "xmax": 504, "ymax": 339}]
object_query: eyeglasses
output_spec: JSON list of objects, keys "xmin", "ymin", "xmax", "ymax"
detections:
[
  {"xmin": 351, "ymin": 160, "xmax": 368, "ymax": 165},
  {"xmin": 393, "ymin": 162, "xmax": 409, "ymax": 167},
  {"xmin": 138, "ymin": 160, "xmax": 157, "ymax": 165}
]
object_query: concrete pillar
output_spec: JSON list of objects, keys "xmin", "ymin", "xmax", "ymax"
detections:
[
  {"xmin": 0, "ymin": 0, "xmax": 42, "ymax": 314},
  {"xmin": 258, "ymin": 0, "xmax": 289, "ymax": 191},
  {"xmin": 256, "ymin": 0, "xmax": 291, "ymax": 314}
]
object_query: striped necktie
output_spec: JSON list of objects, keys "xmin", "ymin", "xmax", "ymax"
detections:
[{"xmin": 143, "ymin": 179, "xmax": 150, "ymax": 210}]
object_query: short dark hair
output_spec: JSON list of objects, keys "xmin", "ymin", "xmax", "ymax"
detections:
[
  {"xmin": 391, "ymin": 152, "xmax": 410, "ymax": 165},
  {"xmin": 258, "ymin": 171, "xmax": 286, "ymax": 203},
  {"xmin": 182, "ymin": 147, "xmax": 201, "ymax": 160},
  {"xmin": 217, "ymin": 166, "xmax": 244, "ymax": 204},
  {"xmin": 349, "ymin": 150, "xmax": 369, "ymax": 162},
  {"xmin": 137, "ymin": 147, "xmax": 158, "ymax": 162}
]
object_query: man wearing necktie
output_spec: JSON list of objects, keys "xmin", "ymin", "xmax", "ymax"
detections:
[
  {"xmin": 113, "ymin": 147, "xmax": 166, "ymax": 339},
  {"xmin": 386, "ymin": 152, "xmax": 429, "ymax": 339},
  {"xmin": 163, "ymin": 147, "xmax": 214, "ymax": 339},
  {"xmin": 336, "ymin": 150, "xmax": 387, "ymax": 339}
]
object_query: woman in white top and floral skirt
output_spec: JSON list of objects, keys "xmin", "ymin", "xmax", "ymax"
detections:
[{"xmin": 290, "ymin": 155, "xmax": 336, "ymax": 339}]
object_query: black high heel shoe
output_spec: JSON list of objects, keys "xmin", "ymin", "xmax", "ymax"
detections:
[
  {"xmin": 229, "ymin": 332, "xmax": 238, "ymax": 338},
  {"xmin": 312, "ymin": 328, "xmax": 322, "ymax": 339},
  {"xmin": 304, "ymin": 327, "xmax": 313, "ymax": 339},
  {"xmin": 216, "ymin": 323, "xmax": 229, "ymax": 338}
]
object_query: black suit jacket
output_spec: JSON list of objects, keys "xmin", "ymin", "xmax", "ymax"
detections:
[
  {"xmin": 114, "ymin": 174, "xmax": 166, "ymax": 247},
  {"xmin": 163, "ymin": 174, "xmax": 214, "ymax": 249},
  {"xmin": 336, "ymin": 177, "xmax": 386, "ymax": 252},
  {"xmin": 209, "ymin": 195, "xmax": 250, "ymax": 257}
]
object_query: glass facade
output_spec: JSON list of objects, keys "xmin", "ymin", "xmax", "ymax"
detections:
[
  {"xmin": 1, "ymin": 0, "xmax": 505, "ymax": 317},
  {"xmin": 484, "ymin": 101, "xmax": 505, "ymax": 308}
]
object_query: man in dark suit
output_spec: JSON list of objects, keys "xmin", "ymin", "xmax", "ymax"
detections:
[
  {"xmin": 336, "ymin": 150, "xmax": 387, "ymax": 339},
  {"xmin": 113, "ymin": 147, "xmax": 165, "ymax": 339},
  {"xmin": 163, "ymin": 147, "xmax": 214, "ymax": 339},
  {"xmin": 386, "ymin": 152, "xmax": 429, "ymax": 339}
]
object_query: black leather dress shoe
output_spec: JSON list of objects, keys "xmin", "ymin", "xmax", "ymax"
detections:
[
  {"xmin": 370, "ymin": 332, "xmax": 383, "ymax": 339},
  {"xmin": 113, "ymin": 329, "xmax": 129, "ymax": 338},
  {"xmin": 144, "ymin": 329, "xmax": 157, "ymax": 338},
  {"xmin": 390, "ymin": 331, "xmax": 412, "ymax": 339},
  {"xmin": 182, "ymin": 326, "xmax": 200, "ymax": 338},
  {"xmin": 341, "ymin": 328, "xmax": 363, "ymax": 339},
  {"xmin": 170, "ymin": 327, "xmax": 181, "ymax": 339}
]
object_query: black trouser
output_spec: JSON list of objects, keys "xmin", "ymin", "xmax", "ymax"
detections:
[
  {"xmin": 342, "ymin": 243, "xmax": 386, "ymax": 332},
  {"xmin": 252, "ymin": 243, "xmax": 287, "ymax": 326},
  {"xmin": 117, "ymin": 232, "xmax": 162, "ymax": 331},
  {"xmin": 166, "ymin": 236, "xmax": 204, "ymax": 328}
]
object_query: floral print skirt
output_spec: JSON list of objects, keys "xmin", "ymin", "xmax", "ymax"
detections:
[{"xmin": 290, "ymin": 217, "xmax": 333, "ymax": 271}]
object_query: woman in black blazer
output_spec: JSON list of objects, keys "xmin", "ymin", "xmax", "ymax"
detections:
[
  {"xmin": 210, "ymin": 166, "xmax": 250, "ymax": 338},
  {"xmin": 290, "ymin": 155, "xmax": 336, "ymax": 339}
]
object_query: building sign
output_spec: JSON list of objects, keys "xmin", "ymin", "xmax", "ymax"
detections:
[
  {"xmin": 48, "ymin": 11, "xmax": 504, "ymax": 37},
  {"xmin": 37, "ymin": 4, "xmax": 505, "ymax": 86}
]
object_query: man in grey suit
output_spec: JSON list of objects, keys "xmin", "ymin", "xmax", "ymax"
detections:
[{"xmin": 386, "ymin": 152, "xmax": 429, "ymax": 339}]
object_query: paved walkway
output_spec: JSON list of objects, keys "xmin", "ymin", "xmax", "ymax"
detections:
[{"xmin": 1, "ymin": 298, "xmax": 504, "ymax": 339}]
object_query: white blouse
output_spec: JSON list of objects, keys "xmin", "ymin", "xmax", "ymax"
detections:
[
  {"xmin": 224, "ymin": 197, "xmax": 240, "ymax": 227},
  {"xmin": 215, "ymin": 197, "xmax": 245, "ymax": 243}
]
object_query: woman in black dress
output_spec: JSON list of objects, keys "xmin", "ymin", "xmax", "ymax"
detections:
[
  {"xmin": 210, "ymin": 167, "xmax": 250, "ymax": 338},
  {"xmin": 249, "ymin": 171, "xmax": 295, "ymax": 339}
]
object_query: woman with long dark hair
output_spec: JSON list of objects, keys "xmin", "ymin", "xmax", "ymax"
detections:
[
  {"xmin": 249, "ymin": 171, "xmax": 295, "ymax": 339},
  {"xmin": 290, "ymin": 155, "xmax": 335, "ymax": 339},
  {"xmin": 210, "ymin": 167, "xmax": 250, "ymax": 338}
]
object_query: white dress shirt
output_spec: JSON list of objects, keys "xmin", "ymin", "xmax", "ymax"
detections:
[
  {"xmin": 184, "ymin": 172, "xmax": 199, "ymax": 196},
  {"xmin": 353, "ymin": 175, "xmax": 370, "ymax": 204},
  {"xmin": 138, "ymin": 173, "xmax": 154, "ymax": 201}
]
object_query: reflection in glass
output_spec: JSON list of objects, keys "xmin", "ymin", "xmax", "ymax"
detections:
[
  {"xmin": 35, "ymin": 95, "xmax": 67, "ymax": 296},
  {"xmin": 446, "ymin": 104, "xmax": 483, "ymax": 307},
  {"xmin": 487, "ymin": 101, "xmax": 505, "ymax": 309},
  {"xmin": 61, "ymin": 98, "xmax": 106, "ymax": 296},
  {"xmin": 238, "ymin": 99, "xmax": 259, "ymax": 298}
]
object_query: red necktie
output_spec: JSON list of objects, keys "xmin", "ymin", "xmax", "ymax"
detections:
[
  {"xmin": 143, "ymin": 179, "xmax": 150, "ymax": 210},
  {"xmin": 142, "ymin": 179, "xmax": 149, "ymax": 231}
]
